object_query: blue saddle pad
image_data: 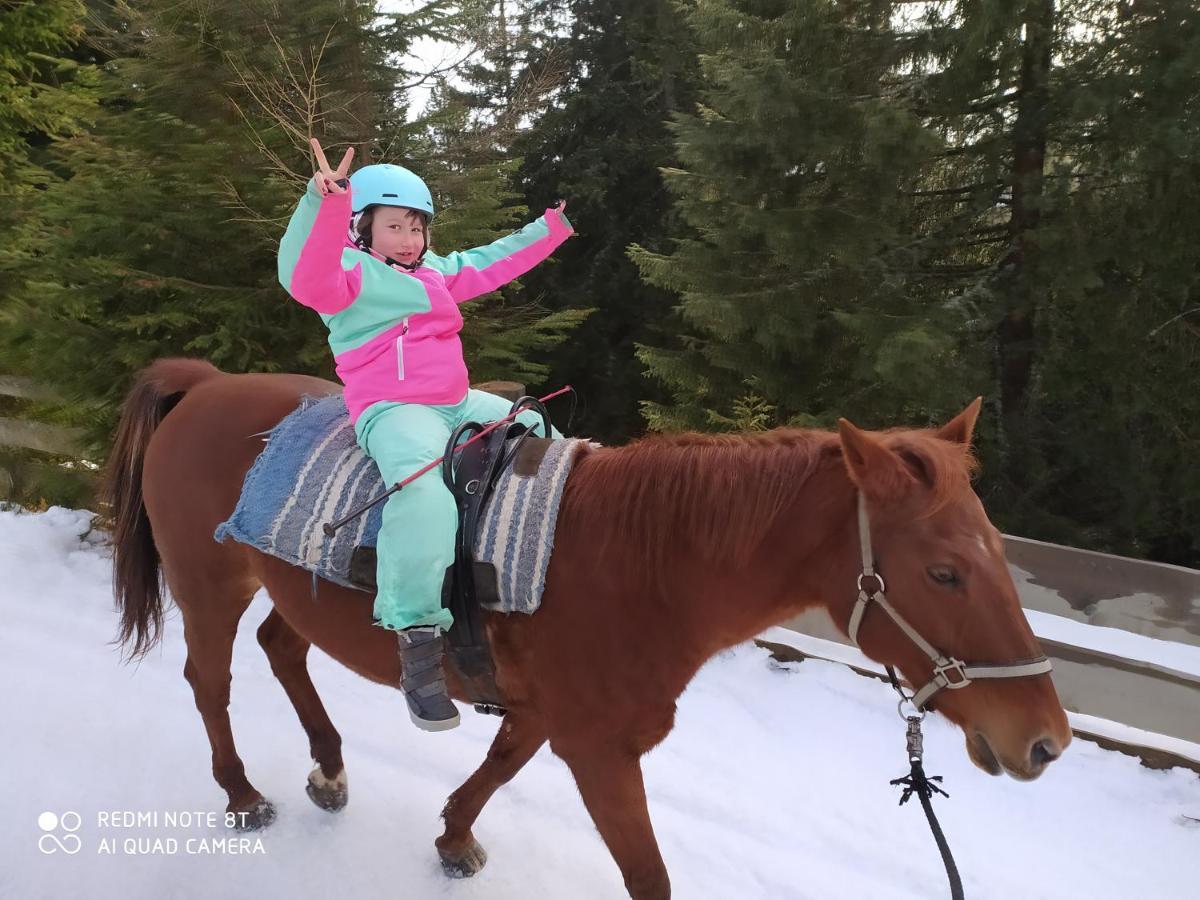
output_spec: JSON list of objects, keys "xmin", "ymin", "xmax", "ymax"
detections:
[{"xmin": 213, "ymin": 394, "xmax": 589, "ymax": 614}]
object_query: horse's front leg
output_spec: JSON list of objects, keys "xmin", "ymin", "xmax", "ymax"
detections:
[
  {"xmin": 436, "ymin": 709, "xmax": 547, "ymax": 877},
  {"xmin": 558, "ymin": 743, "xmax": 671, "ymax": 900}
]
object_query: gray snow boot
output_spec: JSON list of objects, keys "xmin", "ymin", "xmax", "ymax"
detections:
[{"xmin": 396, "ymin": 626, "xmax": 460, "ymax": 731}]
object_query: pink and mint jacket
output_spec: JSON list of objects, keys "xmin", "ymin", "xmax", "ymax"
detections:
[{"xmin": 278, "ymin": 181, "xmax": 573, "ymax": 421}]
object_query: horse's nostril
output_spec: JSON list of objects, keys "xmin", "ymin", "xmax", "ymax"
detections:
[{"xmin": 1030, "ymin": 738, "xmax": 1060, "ymax": 768}]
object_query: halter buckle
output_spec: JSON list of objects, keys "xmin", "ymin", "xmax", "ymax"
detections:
[{"xmin": 933, "ymin": 658, "xmax": 970, "ymax": 689}]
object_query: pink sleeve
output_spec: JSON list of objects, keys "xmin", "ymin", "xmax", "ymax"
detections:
[{"xmin": 278, "ymin": 180, "xmax": 363, "ymax": 315}]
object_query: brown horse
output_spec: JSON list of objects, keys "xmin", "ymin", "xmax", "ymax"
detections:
[{"xmin": 106, "ymin": 358, "xmax": 1070, "ymax": 900}]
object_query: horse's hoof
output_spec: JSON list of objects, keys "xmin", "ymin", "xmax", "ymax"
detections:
[
  {"xmin": 439, "ymin": 838, "xmax": 488, "ymax": 878},
  {"xmin": 306, "ymin": 765, "xmax": 348, "ymax": 813},
  {"xmin": 229, "ymin": 797, "xmax": 276, "ymax": 832}
]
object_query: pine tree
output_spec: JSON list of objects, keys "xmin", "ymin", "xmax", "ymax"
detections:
[
  {"xmin": 0, "ymin": 0, "xmax": 94, "ymax": 180},
  {"xmin": 0, "ymin": 0, "xmax": 98, "ymax": 504},
  {"xmin": 635, "ymin": 0, "xmax": 1200, "ymax": 566},
  {"xmin": 513, "ymin": 0, "xmax": 703, "ymax": 442},
  {"xmin": 633, "ymin": 0, "xmax": 960, "ymax": 433},
  {"xmin": 0, "ymin": 0, "xmax": 427, "ymax": 501},
  {"xmin": 1014, "ymin": 0, "xmax": 1200, "ymax": 562},
  {"xmin": 0, "ymin": 0, "xmax": 591, "ymax": 503},
  {"xmin": 0, "ymin": 0, "xmax": 96, "ymax": 303},
  {"xmin": 891, "ymin": 0, "xmax": 1200, "ymax": 562}
]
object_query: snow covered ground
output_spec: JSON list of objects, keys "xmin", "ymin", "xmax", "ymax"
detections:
[{"xmin": 3, "ymin": 506, "xmax": 1197, "ymax": 900}]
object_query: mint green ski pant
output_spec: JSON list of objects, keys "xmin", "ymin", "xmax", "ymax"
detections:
[{"xmin": 353, "ymin": 390, "xmax": 562, "ymax": 632}]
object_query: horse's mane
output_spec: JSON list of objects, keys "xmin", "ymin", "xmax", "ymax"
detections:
[{"xmin": 565, "ymin": 426, "xmax": 978, "ymax": 576}]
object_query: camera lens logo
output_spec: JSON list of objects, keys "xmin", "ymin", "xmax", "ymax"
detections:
[{"xmin": 38, "ymin": 811, "xmax": 82, "ymax": 855}]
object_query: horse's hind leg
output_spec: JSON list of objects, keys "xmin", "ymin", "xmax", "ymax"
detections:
[
  {"xmin": 175, "ymin": 576, "xmax": 274, "ymax": 831},
  {"xmin": 256, "ymin": 608, "xmax": 348, "ymax": 813},
  {"xmin": 436, "ymin": 710, "xmax": 547, "ymax": 877}
]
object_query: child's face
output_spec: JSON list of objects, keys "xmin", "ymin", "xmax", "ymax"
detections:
[{"xmin": 371, "ymin": 206, "xmax": 426, "ymax": 263}]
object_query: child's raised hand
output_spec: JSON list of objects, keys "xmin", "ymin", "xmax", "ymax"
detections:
[
  {"xmin": 553, "ymin": 199, "xmax": 568, "ymax": 215},
  {"xmin": 310, "ymin": 138, "xmax": 354, "ymax": 197}
]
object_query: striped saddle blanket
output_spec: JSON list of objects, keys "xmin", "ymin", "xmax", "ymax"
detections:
[{"xmin": 213, "ymin": 394, "xmax": 590, "ymax": 614}]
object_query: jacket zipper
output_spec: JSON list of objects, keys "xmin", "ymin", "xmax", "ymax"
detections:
[{"xmin": 396, "ymin": 318, "xmax": 409, "ymax": 380}]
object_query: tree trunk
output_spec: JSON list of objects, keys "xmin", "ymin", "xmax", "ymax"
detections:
[
  {"xmin": 345, "ymin": 0, "xmax": 374, "ymax": 157},
  {"xmin": 996, "ymin": 0, "xmax": 1054, "ymax": 489}
]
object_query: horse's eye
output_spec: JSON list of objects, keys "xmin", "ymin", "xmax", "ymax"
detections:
[{"xmin": 927, "ymin": 565, "xmax": 960, "ymax": 586}]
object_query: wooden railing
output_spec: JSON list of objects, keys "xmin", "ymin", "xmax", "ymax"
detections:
[{"xmin": 0, "ymin": 376, "xmax": 85, "ymax": 456}]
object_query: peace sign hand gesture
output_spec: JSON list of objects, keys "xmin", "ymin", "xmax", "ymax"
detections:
[{"xmin": 310, "ymin": 137, "xmax": 355, "ymax": 197}]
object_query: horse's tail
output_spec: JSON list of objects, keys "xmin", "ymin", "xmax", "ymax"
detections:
[{"xmin": 104, "ymin": 358, "xmax": 222, "ymax": 660}]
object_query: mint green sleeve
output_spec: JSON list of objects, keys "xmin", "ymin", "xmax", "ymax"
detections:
[{"xmin": 423, "ymin": 208, "xmax": 574, "ymax": 304}]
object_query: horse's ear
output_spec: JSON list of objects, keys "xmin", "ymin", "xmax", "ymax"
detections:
[
  {"xmin": 936, "ymin": 397, "xmax": 983, "ymax": 446},
  {"xmin": 837, "ymin": 417, "xmax": 915, "ymax": 499}
]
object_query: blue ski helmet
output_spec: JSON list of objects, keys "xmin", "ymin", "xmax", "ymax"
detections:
[{"xmin": 348, "ymin": 163, "xmax": 434, "ymax": 220}]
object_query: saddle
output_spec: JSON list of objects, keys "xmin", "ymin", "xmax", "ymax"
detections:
[{"xmin": 347, "ymin": 395, "xmax": 556, "ymax": 717}]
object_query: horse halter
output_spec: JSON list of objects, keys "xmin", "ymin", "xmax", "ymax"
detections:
[{"xmin": 847, "ymin": 493, "xmax": 1053, "ymax": 711}]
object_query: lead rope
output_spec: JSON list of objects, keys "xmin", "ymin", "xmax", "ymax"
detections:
[{"xmin": 885, "ymin": 666, "xmax": 964, "ymax": 900}]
